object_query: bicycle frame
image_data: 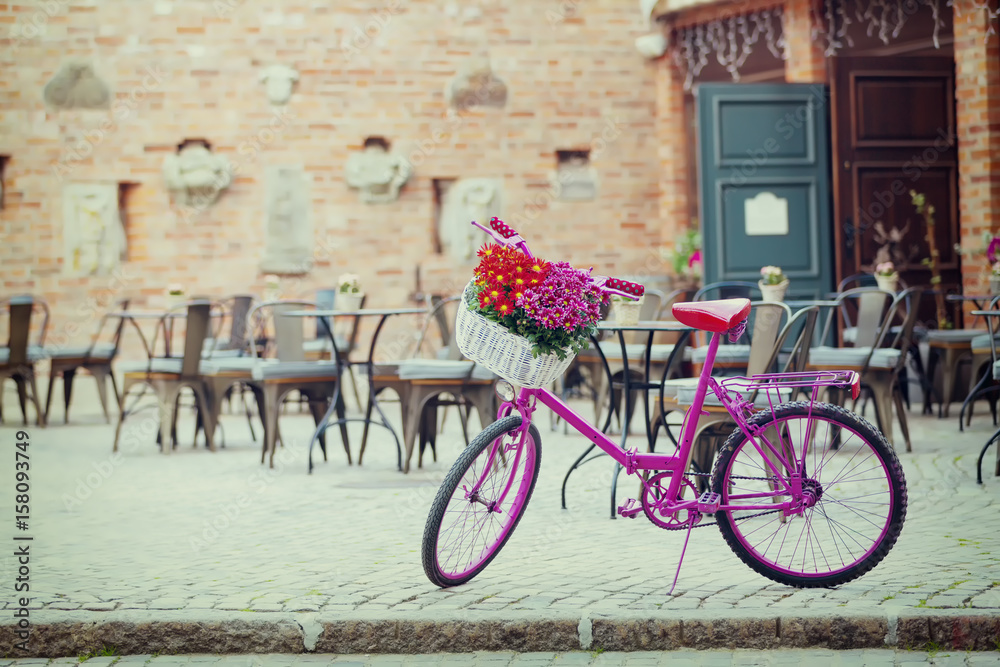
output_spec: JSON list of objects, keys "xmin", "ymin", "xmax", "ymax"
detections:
[{"xmin": 495, "ymin": 328, "xmax": 861, "ymax": 520}]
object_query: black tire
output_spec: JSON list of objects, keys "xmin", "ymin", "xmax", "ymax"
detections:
[
  {"xmin": 421, "ymin": 415, "xmax": 542, "ymax": 587},
  {"xmin": 711, "ymin": 401, "xmax": 907, "ymax": 588}
]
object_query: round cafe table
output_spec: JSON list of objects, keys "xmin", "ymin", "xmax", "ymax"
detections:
[{"xmin": 280, "ymin": 307, "xmax": 427, "ymax": 473}]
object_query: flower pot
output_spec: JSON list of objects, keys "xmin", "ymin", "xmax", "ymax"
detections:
[
  {"xmin": 758, "ymin": 279, "xmax": 788, "ymax": 302},
  {"xmin": 613, "ymin": 300, "xmax": 642, "ymax": 326},
  {"xmin": 336, "ymin": 293, "xmax": 364, "ymax": 312},
  {"xmin": 990, "ymin": 276, "xmax": 1000, "ymax": 296},
  {"xmin": 875, "ymin": 273, "xmax": 899, "ymax": 293},
  {"xmin": 165, "ymin": 294, "xmax": 186, "ymax": 311}
]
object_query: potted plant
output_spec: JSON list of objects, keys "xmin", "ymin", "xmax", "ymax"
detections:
[
  {"xmin": 758, "ymin": 265, "xmax": 788, "ymax": 302},
  {"xmin": 665, "ymin": 226, "xmax": 702, "ymax": 289},
  {"xmin": 990, "ymin": 262, "xmax": 1000, "ymax": 296},
  {"xmin": 336, "ymin": 273, "xmax": 364, "ymax": 311},
  {"xmin": 165, "ymin": 283, "xmax": 186, "ymax": 310},
  {"xmin": 874, "ymin": 261, "xmax": 899, "ymax": 292},
  {"xmin": 263, "ymin": 274, "xmax": 282, "ymax": 302},
  {"xmin": 455, "ymin": 231, "xmax": 609, "ymax": 388}
]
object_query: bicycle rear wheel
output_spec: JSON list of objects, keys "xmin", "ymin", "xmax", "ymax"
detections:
[
  {"xmin": 422, "ymin": 415, "xmax": 542, "ymax": 587},
  {"xmin": 712, "ymin": 402, "xmax": 906, "ymax": 588}
]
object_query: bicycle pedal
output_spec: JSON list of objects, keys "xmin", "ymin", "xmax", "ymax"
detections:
[
  {"xmin": 696, "ymin": 491, "xmax": 721, "ymax": 514},
  {"xmin": 617, "ymin": 498, "xmax": 642, "ymax": 519}
]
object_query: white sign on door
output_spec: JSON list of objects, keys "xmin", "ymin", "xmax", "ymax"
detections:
[{"xmin": 744, "ymin": 191, "xmax": 789, "ymax": 236}]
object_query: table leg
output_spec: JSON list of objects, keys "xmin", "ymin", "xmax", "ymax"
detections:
[{"xmin": 307, "ymin": 383, "xmax": 344, "ymax": 474}]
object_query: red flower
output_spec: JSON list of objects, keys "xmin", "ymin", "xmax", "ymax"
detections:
[
  {"xmin": 529, "ymin": 259, "xmax": 550, "ymax": 275},
  {"xmin": 478, "ymin": 292, "xmax": 493, "ymax": 309},
  {"xmin": 478, "ymin": 243, "xmax": 502, "ymax": 259},
  {"xmin": 494, "ymin": 298, "xmax": 516, "ymax": 317}
]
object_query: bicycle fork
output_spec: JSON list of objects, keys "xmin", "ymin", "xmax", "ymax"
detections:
[{"xmin": 465, "ymin": 390, "xmax": 538, "ymax": 513}]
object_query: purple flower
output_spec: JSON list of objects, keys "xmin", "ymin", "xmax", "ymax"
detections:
[{"xmin": 988, "ymin": 237, "xmax": 1000, "ymax": 265}]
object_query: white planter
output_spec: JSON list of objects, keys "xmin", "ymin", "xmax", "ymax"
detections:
[
  {"xmin": 613, "ymin": 300, "xmax": 642, "ymax": 326},
  {"xmin": 758, "ymin": 279, "xmax": 788, "ymax": 302},
  {"xmin": 165, "ymin": 294, "xmax": 186, "ymax": 311},
  {"xmin": 991, "ymin": 276, "xmax": 1000, "ymax": 296},
  {"xmin": 336, "ymin": 292, "xmax": 364, "ymax": 312},
  {"xmin": 875, "ymin": 273, "xmax": 899, "ymax": 293}
]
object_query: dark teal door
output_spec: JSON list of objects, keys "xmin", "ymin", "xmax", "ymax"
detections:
[{"xmin": 696, "ymin": 84, "xmax": 833, "ymax": 300}]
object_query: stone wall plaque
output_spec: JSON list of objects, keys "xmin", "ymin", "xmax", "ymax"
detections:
[
  {"xmin": 446, "ymin": 58, "xmax": 508, "ymax": 110},
  {"xmin": 438, "ymin": 178, "xmax": 503, "ymax": 262},
  {"xmin": 345, "ymin": 140, "xmax": 412, "ymax": 204},
  {"xmin": 162, "ymin": 140, "xmax": 232, "ymax": 209},
  {"xmin": 43, "ymin": 61, "xmax": 111, "ymax": 109},
  {"xmin": 259, "ymin": 64, "xmax": 299, "ymax": 105},
  {"xmin": 62, "ymin": 183, "xmax": 127, "ymax": 276},
  {"xmin": 260, "ymin": 165, "xmax": 313, "ymax": 274}
]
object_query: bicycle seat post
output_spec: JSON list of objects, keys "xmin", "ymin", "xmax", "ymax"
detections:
[{"xmin": 668, "ymin": 327, "xmax": 723, "ymax": 499}]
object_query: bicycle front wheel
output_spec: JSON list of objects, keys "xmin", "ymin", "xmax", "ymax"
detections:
[
  {"xmin": 712, "ymin": 402, "xmax": 907, "ymax": 588},
  {"xmin": 422, "ymin": 415, "xmax": 542, "ymax": 587}
]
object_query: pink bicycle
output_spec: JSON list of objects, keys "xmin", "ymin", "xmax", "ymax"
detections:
[{"xmin": 422, "ymin": 220, "xmax": 907, "ymax": 593}]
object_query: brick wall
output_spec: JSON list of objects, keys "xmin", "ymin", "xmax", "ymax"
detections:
[
  {"xmin": 783, "ymin": 0, "xmax": 827, "ymax": 84},
  {"xmin": 953, "ymin": 0, "xmax": 1000, "ymax": 293},
  {"xmin": 0, "ymin": 0, "xmax": 666, "ymax": 359}
]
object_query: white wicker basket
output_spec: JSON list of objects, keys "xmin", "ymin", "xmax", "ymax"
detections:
[{"xmin": 455, "ymin": 283, "xmax": 576, "ymax": 388}]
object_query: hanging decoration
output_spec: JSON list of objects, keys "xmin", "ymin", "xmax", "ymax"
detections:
[
  {"xmin": 813, "ymin": 0, "xmax": 997, "ymax": 57},
  {"xmin": 670, "ymin": 8, "xmax": 787, "ymax": 91}
]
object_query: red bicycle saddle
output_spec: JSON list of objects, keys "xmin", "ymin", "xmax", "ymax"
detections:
[{"xmin": 672, "ymin": 298, "xmax": 751, "ymax": 333}]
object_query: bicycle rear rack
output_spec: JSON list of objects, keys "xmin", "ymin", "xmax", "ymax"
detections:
[{"xmin": 721, "ymin": 370, "xmax": 860, "ymax": 401}]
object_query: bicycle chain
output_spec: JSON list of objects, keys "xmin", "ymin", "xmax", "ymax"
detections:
[{"xmin": 650, "ymin": 471, "xmax": 786, "ymax": 530}]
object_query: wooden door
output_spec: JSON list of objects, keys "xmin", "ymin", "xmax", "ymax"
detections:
[
  {"xmin": 696, "ymin": 83, "xmax": 834, "ymax": 300},
  {"xmin": 831, "ymin": 56, "xmax": 959, "ymax": 318}
]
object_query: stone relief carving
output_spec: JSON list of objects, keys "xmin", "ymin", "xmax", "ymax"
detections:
[
  {"xmin": 439, "ymin": 178, "xmax": 503, "ymax": 262},
  {"xmin": 345, "ymin": 141, "xmax": 412, "ymax": 204},
  {"xmin": 162, "ymin": 141, "xmax": 232, "ymax": 208},
  {"xmin": 259, "ymin": 64, "xmax": 299, "ymax": 105},
  {"xmin": 445, "ymin": 58, "xmax": 508, "ymax": 110},
  {"xmin": 43, "ymin": 61, "xmax": 112, "ymax": 109},
  {"xmin": 62, "ymin": 183, "xmax": 127, "ymax": 276},
  {"xmin": 554, "ymin": 154, "xmax": 598, "ymax": 201},
  {"xmin": 261, "ymin": 165, "xmax": 313, "ymax": 274}
]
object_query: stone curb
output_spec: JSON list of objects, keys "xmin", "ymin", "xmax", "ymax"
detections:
[{"xmin": 2, "ymin": 610, "xmax": 999, "ymax": 658}]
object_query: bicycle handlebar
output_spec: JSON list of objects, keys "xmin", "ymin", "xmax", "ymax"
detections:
[{"xmin": 470, "ymin": 218, "xmax": 645, "ymax": 301}]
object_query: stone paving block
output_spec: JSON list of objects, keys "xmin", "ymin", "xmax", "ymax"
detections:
[
  {"xmin": 682, "ymin": 617, "xmax": 779, "ymax": 650},
  {"xmin": 901, "ymin": 615, "xmax": 1000, "ymax": 651},
  {"xmin": 777, "ymin": 616, "xmax": 886, "ymax": 649},
  {"xmin": 591, "ymin": 619, "xmax": 681, "ymax": 651}
]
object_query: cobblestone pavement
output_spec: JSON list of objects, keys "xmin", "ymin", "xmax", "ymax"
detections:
[
  {"xmin": 3, "ymin": 648, "xmax": 1000, "ymax": 666},
  {"xmin": 1, "ymin": 388, "xmax": 999, "ymax": 655}
]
